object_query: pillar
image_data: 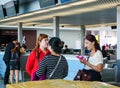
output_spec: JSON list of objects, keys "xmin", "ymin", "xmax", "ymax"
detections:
[
  {"xmin": 18, "ymin": 23, "xmax": 23, "ymax": 43},
  {"xmin": 116, "ymin": 5, "xmax": 120, "ymax": 82},
  {"xmin": 53, "ymin": 16, "xmax": 59, "ymax": 37},
  {"xmin": 80, "ymin": 25, "xmax": 86, "ymax": 55}
]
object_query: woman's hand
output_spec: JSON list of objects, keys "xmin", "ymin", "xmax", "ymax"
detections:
[
  {"xmin": 80, "ymin": 59, "xmax": 103, "ymax": 72},
  {"xmin": 80, "ymin": 59, "xmax": 88, "ymax": 65},
  {"xmin": 20, "ymin": 47, "xmax": 26, "ymax": 54}
]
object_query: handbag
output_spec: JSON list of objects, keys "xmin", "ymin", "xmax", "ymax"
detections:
[
  {"xmin": 74, "ymin": 69, "xmax": 91, "ymax": 81},
  {"xmin": 81, "ymin": 69, "xmax": 92, "ymax": 81},
  {"xmin": 31, "ymin": 72, "xmax": 46, "ymax": 81},
  {"xmin": 74, "ymin": 55, "xmax": 91, "ymax": 81},
  {"xmin": 74, "ymin": 69, "xmax": 102, "ymax": 81}
]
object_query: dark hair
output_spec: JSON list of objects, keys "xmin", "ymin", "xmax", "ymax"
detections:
[
  {"xmin": 85, "ymin": 34, "xmax": 101, "ymax": 51},
  {"xmin": 102, "ymin": 45, "xmax": 105, "ymax": 50},
  {"xmin": 11, "ymin": 36, "xmax": 17, "ymax": 41},
  {"xmin": 65, "ymin": 45, "xmax": 68, "ymax": 47},
  {"xmin": 49, "ymin": 37, "xmax": 63, "ymax": 54}
]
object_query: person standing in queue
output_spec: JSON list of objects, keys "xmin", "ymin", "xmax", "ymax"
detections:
[
  {"xmin": 79, "ymin": 34, "xmax": 103, "ymax": 81},
  {"xmin": 9, "ymin": 42, "xmax": 21, "ymax": 84},
  {"xmin": 26, "ymin": 34, "xmax": 50, "ymax": 80},
  {"xmin": 63, "ymin": 45, "xmax": 70, "ymax": 54},
  {"xmin": 3, "ymin": 36, "xmax": 18, "ymax": 85}
]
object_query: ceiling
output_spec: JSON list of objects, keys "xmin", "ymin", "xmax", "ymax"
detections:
[{"xmin": 0, "ymin": 0, "xmax": 120, "ymax": 28}]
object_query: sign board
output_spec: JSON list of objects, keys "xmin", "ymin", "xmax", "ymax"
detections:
[{"xmin": 39, "ymin": 0, "xmax": 57, "ymax": 8}]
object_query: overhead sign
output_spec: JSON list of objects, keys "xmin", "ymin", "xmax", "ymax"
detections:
[
  {"xmin": 61, "ymin": 0, "xmax": 71, "ymax": 3},
  {"xmin": 4, "ymin": 1, "xmax": 18, "ymax": 17},
  {"xmin": 39, "ymin": 0, "xmax": 57, "ymax": 8},
  {"xmin": 0, "ymin": 5, "xmax": 6, "ymax": 19}
]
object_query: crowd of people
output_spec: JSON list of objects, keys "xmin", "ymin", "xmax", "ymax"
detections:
[{"xmin": 3, "ymin": 34, "xmax": 104, "ymax": 85}]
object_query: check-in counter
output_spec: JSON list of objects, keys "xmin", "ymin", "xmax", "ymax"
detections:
[
  {"xmin": 19, "ymin": 53, "xmax": 118, "ymax": 82},
  {"xmin": 102, "ymin": 68, "xmax": 116, "ymax": 82},
  {"xmin": 20, "ymin": 53, "xmax": 117, "ymax": 82},
  {"xmin": 102, "ymin": 60, "xmax": 116, "ymax": 82},
  {"xmin": 20, "ymin": 53, "xmax": 84, "ymax": 81}
]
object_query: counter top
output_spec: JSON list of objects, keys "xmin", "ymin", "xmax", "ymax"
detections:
[{"xmin": 6, "ymin": 79, "xmax": 119, "ymax": 88}]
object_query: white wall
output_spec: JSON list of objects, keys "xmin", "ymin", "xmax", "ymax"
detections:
[
  {"xmin": 35, "ymin": 26, "xmax": 117, "ymax": 49},
  {"xmin": 37, "ymin": 29, "xmax": 81, "ymax": 49},
  {"xmin": 100, "ymin": 30, "xmax": 117, "ymax": 47}
]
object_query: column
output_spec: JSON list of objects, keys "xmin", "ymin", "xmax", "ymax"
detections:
[
  {"xmin": 53, "ymin": 16, "xmax": 59, "ymax": 37},
  {"xmin": 18, "ymin": 23, "xmax": 23, "ymax": 43},
  {"xmin": 116, "ymin": 5, "xmax": 120, "ymax": 82},
  {"xmin": 80, "ymin": 25, "xmax": 86, "ymax": 55},
  {"xmin": 58, "ymin": 0, "xmax": 61, "ymax": 4}
]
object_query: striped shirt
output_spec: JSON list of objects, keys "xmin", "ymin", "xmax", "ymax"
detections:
[{"xmin": 36, "ymin": 55, "xmax": 68, "ymax": 79}]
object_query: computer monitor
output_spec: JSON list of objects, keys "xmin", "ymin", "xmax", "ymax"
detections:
[
  {"xmin": 0, "ymin": 5, "xmax": 6, "ymax": 19},
  {"xmin": 4, "ymin": 0, "xmax": 19, "ymax": 17},
  {"xmin": 39, "ymin": 0, "xmax": 57, "ymax": 8}
]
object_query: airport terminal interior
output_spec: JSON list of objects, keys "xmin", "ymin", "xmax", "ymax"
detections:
[{"xmin": 0, "ymin": 0, "xmax": 120, "ymax": 88}]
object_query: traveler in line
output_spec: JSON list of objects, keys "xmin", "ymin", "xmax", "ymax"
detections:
[
  {"xmin": 102, "ymin": 45, "xmax": 110, "ymax": 60},
  {"xmin": 9, "ymin": 42, "xmax": 21, "ymax": 84},
  {"xmin": 3, "ymin": 36, "xmax": 18, "ymax": 85},
  {"xmin": 63, "ymin": 45, "xmax": 70, "ymax": 54},
  {"xmin": 26, "ymin": 34, "xmax": 50, "ymax": 80}
]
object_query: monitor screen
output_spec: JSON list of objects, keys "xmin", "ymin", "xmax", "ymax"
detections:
[
  {"xmin": 4, "ymin": 1, "xmax": 17, "ymax": 17},
  {"xmin": 39, "ymin": 0, "xmax": 56, "ymax": 8},
  {"xmin": 61, "ymin": 0, "xmax": 71, "ymax": 3},
  {"xmin": 0, "ymin": 5, "xmax": 5, "ymax": 19}
]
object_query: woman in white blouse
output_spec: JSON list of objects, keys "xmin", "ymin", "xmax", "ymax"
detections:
[{"xmin": 80, "ymin": 34, "xmax": 103, "ymax": 81}]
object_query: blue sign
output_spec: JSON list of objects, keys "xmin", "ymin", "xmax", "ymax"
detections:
[{"xmin": 61, "ymin": 0, "xmax": 71, "ymax": 3}]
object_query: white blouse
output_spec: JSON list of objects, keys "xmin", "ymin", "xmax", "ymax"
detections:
[{"xmin": 84, "ymin": 50, "xmax": 103, "ymax": 70}]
